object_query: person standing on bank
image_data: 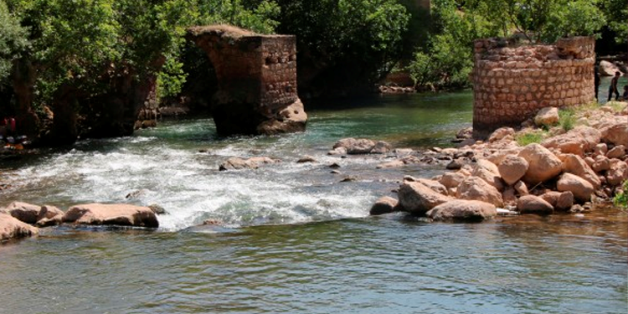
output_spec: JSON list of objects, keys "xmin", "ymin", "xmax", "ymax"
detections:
[
  {"xmin": 594, "ymin": 66, "xmax": 600, "ymax": 101},
  {"xmin": 608, "ymin": 71, "xmax": 621, "ymax": 101}
]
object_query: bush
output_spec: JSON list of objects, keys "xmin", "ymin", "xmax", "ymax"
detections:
[
  {"xmin": 515, "ymin": 130, "xmax": 546, "ymax": 146},
  {"xmin": 614, "ymin": 180, "xmax": 628, "ymax": 210}
]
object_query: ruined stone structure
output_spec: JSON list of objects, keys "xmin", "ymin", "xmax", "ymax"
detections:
[
  {"xmin": 186, "ymin": 25, "xmax": 307, "ymax": 136},
  {"xmin": 472, "ymin": 36, "xmax": 595, "ymax": 138}
]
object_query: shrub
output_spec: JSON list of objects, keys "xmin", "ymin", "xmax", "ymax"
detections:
[{"xmin": 515, "ymin": 130, "xmax": 546, "ymax": 146}]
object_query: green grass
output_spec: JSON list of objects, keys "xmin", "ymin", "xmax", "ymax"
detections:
[
  {"xmin": 558, "ymin": 107, "xmax": 576, "ymax": 131},
  {"xmin": 606, "ymin": 101, "xmax": 627, "ymax": 113},
  {"xmin": 515, "ymin": 130, "xmax": 546, "ymax": 146},
  {"xmin": 614, "ymin": 180, "xmax": 628, "ymax": 211}
]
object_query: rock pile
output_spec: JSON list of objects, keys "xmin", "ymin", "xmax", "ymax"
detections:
[{"xmin": 372, "ymin": 104, "xmax": 628, "ymax": 222}]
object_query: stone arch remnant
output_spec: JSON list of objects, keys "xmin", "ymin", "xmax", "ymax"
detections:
[
  {"xmin": 472, "ymin": 36, "xmax": 595, "ymax": 139},
  {"xmin": 187, "ymin": 25, "xmax": 307, "ymax": 136}
]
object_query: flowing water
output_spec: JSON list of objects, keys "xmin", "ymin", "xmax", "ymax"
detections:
[{"xmin": 0, "ymin": 91, "xmax": 626, "ymax": 314}]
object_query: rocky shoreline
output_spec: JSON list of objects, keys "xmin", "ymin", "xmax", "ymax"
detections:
[{"xmin": 1, "ymin": 102, "xmax": 627, "ymax": 242}]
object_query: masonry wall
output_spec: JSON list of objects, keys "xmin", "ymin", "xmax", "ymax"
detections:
[
  {"xmin": 260, "ymin": 36, "xmax": 298, "ymax": 112},
  {"xmin": 472, "ymin": 36, "xmax": 596, "ymax": 138}
]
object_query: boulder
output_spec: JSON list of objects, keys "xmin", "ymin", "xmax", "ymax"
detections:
[
  {"xmin": 557, "ymin": 173, "xmax": 595, "ymax": 202},
  {"xmin": 518, "ymin": 144, "xmax": 563, "ymax": 185},
  {"xmin": 63, "ymin": 203, "xmax": 159, "ymax": 228},
  {"xmin": 0, "ymin": 213, "xmax": 38, "ymax": 241},
  {"xmin": 488, "ymin": 127, "xmax": 515, "ymax": 143},
  {"xmin": 328, "ymin": 147, "xmax": 347, "ymax": 156},
  {"xmin": 219, "ymin": 156, "xmax": 279, "ymax": 171},
  {"xmin": 398, "ymin": 182, "xmax": 452, "ymax": 215},
  {"xmin": 606, "ymin": 159, "xmax": 628, "ymax": 186},
  {"xmin": 476, "ymin": 159, "xmax": 500, "ymax": 174},
  {"xmin": 446, "ymin": 158, "xmax": 464, "ymax": 170},
  {"xmin": 557, "ymin": 191, "xmax": 575, "ymax": 211},
  {"xmin": 486, "ymin": 148, "xmax": 523, "ymax": 166},
  {"xmin": 1, "ymin": 201, "xmax": 64, "ymax": 227},
  {"xmin": 607, "ymin": 145, "xmax": 626, "ymax": 159},
  {"xmin": 148, "ymin": 204, "xmax": 167, "ymax": 215},
  {"xmin": 472, "ymin": 166, "xmax": 505, "ymax": 191},
  {"xmin": 332, "ymin": 138, "xmax": 392, "ymax": 154},
  {"xmin": 540, "ymin": 191, "xmax": 562, "ymax": 208},
  {"xmin": 517, "ymin": 195, "xmax": 554, "ymax": 215},
  {"xmin": 534, "ymin": 107, "xmax": 559, "ymax": 127},
  {"xmin": 370, "ymin": 196, "xmax": 399, "ymax": 215},
  {"xmin": 426, "ymin": 200, "xmax": 497, "ymax": 222},
  {"xmin": 600, "ymin": 122, "xmax": 628, "ymax": 147},
  {"xmin": 561, "ymin": 154, "xmax": 601, "ymax": 188},
  {"xmin": 498, "ymin": 155, "xmax": 529, "ymax": 185},
  {"xmin": 439, "ymin": 172, "xmax": 466, "ymax": 189},
  {"xmin": 297, "ymin": 156, "xmax": 317, "ymax": 163},
  {"xmin": 514, "ymin": 180, "xmax": 529, "ymax": 196},
  {"xmin": 457, "ymin": 176, "xmax": 504, "ymax": 207},
  {"xmin": 413, "ymin": 179, "xmax": 448, "ymax": 196},
  {"xmin": 593, "ymin": 143, "xmax": 608, "ymax": 157},
  {"xmin": 592, "ymin": 155, "xmax": 611, "ymax": 172},
  {"xmin": 599, "ymin": 60, "xmax": 621, "ymax": 76},
  {"xmin": 502, "ymin": 187, "xmax": 517, "ymax": 205},
  {"xmin": 541, "ymin": 126, "xmax": 601, "ymax": 155}
]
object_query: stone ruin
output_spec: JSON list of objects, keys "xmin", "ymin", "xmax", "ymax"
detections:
[
  {"xmin": 472, "ymin": 36, "xmax": 596, "ymax": 138},
  {"xmin": 186, "ymin": 25, "xmax": 307, "ymax": 136}
]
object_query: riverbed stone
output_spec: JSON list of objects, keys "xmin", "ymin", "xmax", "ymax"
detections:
[
  {"xmin": 370, "ymin": 196, "xmax": 399, "ymax": 216},
  {"xmin": 498, "ymin": 155, "xmax": 529, "ymax": 186},
  {"xmin": 607, "ymin": 145, "xmax": 626, "ymax": 159},
  {"xmin": 592, "ymin": 155, "xmax": 611, "ymax": 172},
  {"xmin": 332, "ymin": 138, "xmax": 392, "ymax": 155},
  {"xmin": 556, "ymin": 173, "xmax": 595, "ymax": 202},
  {"xmin": 606, "ymin": 159, "xmax": 628, "ymax": 186},
  {"xmin": 1, "ymin": 201, "xmax": 64, "ymax": 226},
  {"xmin": 63, "ymin": 203, "xmax": 159, "ymax": 228},
  {"xmin": 600, "ymin": 122, "xmax": 628, "ymax": 147},
  {"xmin": 439, "ymin": 172, "xmax": 466, "ymax": 189},
  {"xmin": 518, "ymin": 143, "xmax": 563, "ymax": 185},
  {"xmin": 561, "ymin": 154, "xmax": 601, "ymax": 188},
  {"xmin": 0, "ymin": 213, "xmax": 38, "ymax": 241},
  {"xmin": 488, "ymin": 127, "xmax": 515, "ymax": 143},
  {"xmin": 517, "ymin": 195, "xmax": 554, "ymax": 215},
  {"xmin": 534, "ymin": 107, "xmax": 559, "ymax": 127},
  {"xmin": 426, "ymin": 200, "xmax": 497, "ymax": 222},
  {"xmin": 398, "ymin": 182, "xmax": 452, "ymax": 215},
  {"xmin": 456, "ymin": 176, "xmax": 504, "ymax": 207}
]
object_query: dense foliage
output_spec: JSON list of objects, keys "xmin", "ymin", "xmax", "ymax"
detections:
[
  {"xmin": 407, "ymin": 0, "xmax": 613, "ymax": 90},
  {"xmin": 0, "ymin": 0, "xmax": 28, "ymax": 85}
]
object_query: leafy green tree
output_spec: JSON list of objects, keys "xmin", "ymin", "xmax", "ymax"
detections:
[
  {"xmin": 598, "ymin": 0, "xmax": 628, "ymax": 44},
  {"xmin": 273, "ymin": 0, "xmax": 410, "ymax": 95},
  {"xmin": 0, "ymin": 0, "xmax": 28, "ymax": 86}
]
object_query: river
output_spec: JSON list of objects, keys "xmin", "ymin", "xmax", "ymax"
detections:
[{"xmin": 0, "ymin": 90, "xmax": 626, "ymax": 313}]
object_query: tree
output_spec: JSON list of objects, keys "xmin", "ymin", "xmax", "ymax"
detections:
[{"xmin": 0, "ymin": 0, "xmax": 28, "ymax": 87}]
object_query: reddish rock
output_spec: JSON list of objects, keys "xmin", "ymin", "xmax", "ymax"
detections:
[
  {"xmin": 518, "ymin": 144, "xmax": 563, "ymax": 185},
  {"xmin": 517, "ymin": 195, "xmax": 554, "ymax": 214},
  {"xmin": 439, "ymin": 172, "xmax": 466, "ymax": 189},
  {"xmin": 606, "ymin": 159, "xmax": 628, "ymax": 186},
  {"xmin": 557, "ymin": 173, "xmax": 595, "ymax": 202},
  {"xmin": 370, "ymin": 196, "xmax": 399, "ymax": 216},
  {"xmin": 561, "ymin": 154, "xmax": 601, "ymax": 188},
  {"xmin": 398, "ymin": 182, "xmax": 452, "ymax": 215},
  {"xmin": 607, "ymin": 145, "xmax": 626, "ymax": 159},
  {"xmin": 498, "ymin": 155, "xmax": 529, "ymax": 186},
  {"xmin": 426, "ymin": 200, "xmax": 497, "ymax": 222},
  {"xmin": 457, "ymin": 177, "xmax": 504, "ymax": 207},
  {"xmin": 0, "ymin": 213, "xmax": 38, "ymax": 241},
  {"xmin": 63, "ymin": 203, "xmax": 159, "ymax": 228}
]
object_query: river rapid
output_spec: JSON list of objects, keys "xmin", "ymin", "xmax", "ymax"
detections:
[{"xmin": 0, "ymin": 91, "xmax": 626, "ymax": 314}]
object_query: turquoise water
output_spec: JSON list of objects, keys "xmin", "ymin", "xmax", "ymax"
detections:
[{"xmin": 0, "ymin": 91, "xmax": 626, "ymax": 314}]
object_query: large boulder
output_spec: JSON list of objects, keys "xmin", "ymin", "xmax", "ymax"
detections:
[
  {"xmin": 561, "ymin": 154, "xmax": 601, "ymax": 188},
  {"xmin": 457, "ymin": 176, "xmax": 504, "ymax": 207},
  {"xmin": 606, "ymin": 159, "xmax": 628, "ymax": 186},
  {"xmin": 518, "ymin": 144, "xmax": 563, "ymax": 185},
  {"xmin": 0, "ymin": 201, "xmax": 64, "ymax": 227},
  {"xmin": 0, "ymin": 213, "xmax": 38, "ymax": 241},
  {"xmin": 63, "ymin": 204, "xmax": 159, "ymax": 228},
  {"xmin": 592, "ymin": 155, "xmax": 611, "ymax": 172},
  {"xmin": 600, "ymin": 122, "xmax": 628, "ymax": 147},
  {"xmin": 370, "ymin": 196, "xmax": 399, "ymax": 216},
  {"xmin": 556, "ymin": 173, "xmax": 595, "ymax": 202},
  {"xmin": 332, "ymin": 138, "xmax": 392, "ymax": 155},
  {"xmin": 534, "ymin": 107, "xmax": 559, "ymax": 127},
  {"xmin": 413, "ymin": 178, "xmax": 448, "ymax": 196},
  {"xmin": 498, "ymin": 155, "xmax": 529, "ymax": 186},
  {"xmin": 599, "ymin": 60, "xmax": 621, "ymax": 76},
  {"xmin": 607, "ymin": 145, "xmax": 626, "ymax": 159},
  {"xmin": 398, "ymin": 182, "xmax": 452, "ymax": 215},
  {"xmin": 517, "ymin": 195, "xmax": 554, "ymax": 215},
  {"xmin": 426, "ymin": 200, "xmax": 497, "ymax": 222}
]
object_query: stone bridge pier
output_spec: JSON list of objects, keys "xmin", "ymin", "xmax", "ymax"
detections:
[{"xmin": 187, "ymin": 25, "xmax": 307, "ymax": 136}]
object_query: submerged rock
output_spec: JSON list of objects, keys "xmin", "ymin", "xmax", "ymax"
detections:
[
  {"xmin": 219, "ymin": 156, "xmax": 280, "ymax": 171},
  {"xmin": 63, "ymin": 203, "xmax": 159, "ymax": 228},
  {"xmin": 332, "ymin": 138, "xmax": 392, "ymax": 155}
]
